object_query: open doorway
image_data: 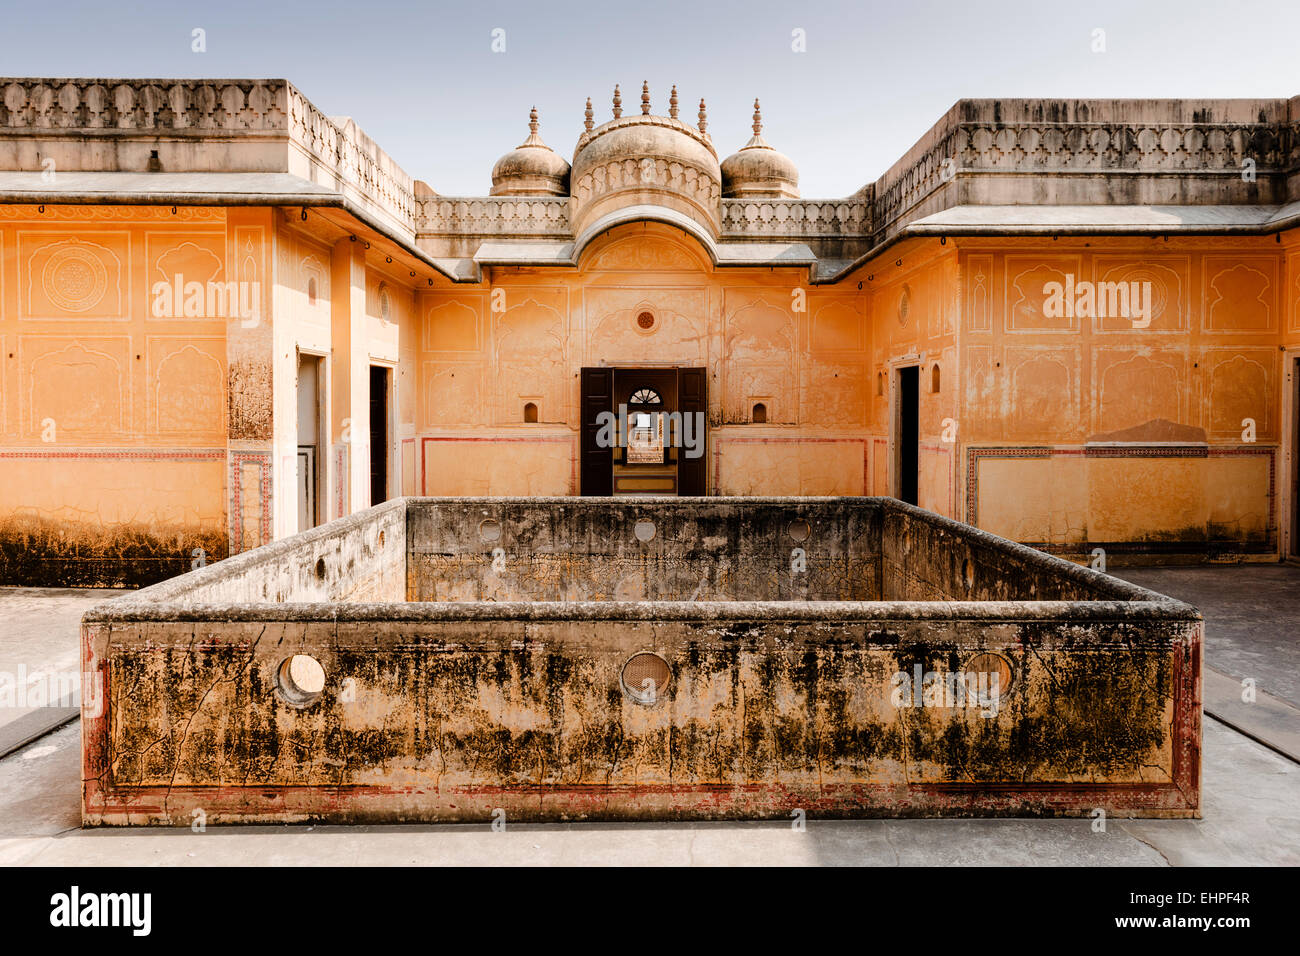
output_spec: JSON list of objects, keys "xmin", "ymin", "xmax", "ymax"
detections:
[
  {"xmin": 1290, "ymin": 354, "xmax": 1300, "ymax": 559},
  {"xmin": 895, "ymin": 365, "xmax": 919, "ymax": 506},
  {"xmin": 579, "ymin": 366, "xmax": 707, "ymax": 496},
  {"xmin": 369, "ymin": 365, "xmax": 391, "ymax": 506},
  {"xmin": 296, "ymin": 354, "xmax": 324, "ymax": 531}
]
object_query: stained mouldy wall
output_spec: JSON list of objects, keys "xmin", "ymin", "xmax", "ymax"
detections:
[
  {"xmin": 406, "ymin": 496, "xmax": 882, "ymax": 602},
  {"xmin": 81, "ymin": 496, "xmax": 1201, "ymax": 825},
  {"xmin": 118, "ymin": 498, "xmax": 406, "ymax": 606}
]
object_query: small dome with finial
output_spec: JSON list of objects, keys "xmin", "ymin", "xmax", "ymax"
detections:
[
  {"xmin": 490, "ymin": 106, "xmax": 571, "ymax": 197},
  {"xmin": 720, "ymin": 98, "xmax": 799, "ymax": 199}
]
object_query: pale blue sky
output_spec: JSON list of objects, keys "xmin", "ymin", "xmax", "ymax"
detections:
[{"xmin": 1, "ymin": 0, "xmax": 1296, "ymax": 197}]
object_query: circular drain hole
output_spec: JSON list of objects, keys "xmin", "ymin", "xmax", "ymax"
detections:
[
  {"xmin": 621, "ymin": 652, "xmax": 672, "ymax": 705},
  {"xmin": 478, "ymin": 518, "xmax": 502, "ymax": 542},
  {"xmin": 276, "ymin": 654, "xmax": 326, "ymax": 708},
  {"xmin": 634, "ymin": 519, "xmax": 656, "ymax": 542},
  {"xmin": 787, "ymin": 519, "xmax": 811, "ymax": 542},
  {"xmin": 964, "ymin": 652, "xmax": 1014, "ymax": 702}
]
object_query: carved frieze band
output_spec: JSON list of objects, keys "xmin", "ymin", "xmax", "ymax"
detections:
[{"xmin": 573, "ymin": 157, "xmax": 721, "ymax": 210}]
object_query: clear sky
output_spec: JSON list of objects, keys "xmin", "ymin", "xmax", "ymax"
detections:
[{"xmin": 1, "ymin": 0, "xmax": 1296, "ymax": 198}]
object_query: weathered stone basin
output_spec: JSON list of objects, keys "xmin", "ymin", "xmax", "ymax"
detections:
[{"xmin": 81, "ymin": 496, "xmax": 1201, "ymax": 824}]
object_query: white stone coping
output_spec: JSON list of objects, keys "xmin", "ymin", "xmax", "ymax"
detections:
[{"xmin": 0, "ymin": 169, "xmax": 339, "ymax": 201}]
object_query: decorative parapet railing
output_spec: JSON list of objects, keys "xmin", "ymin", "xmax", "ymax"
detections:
[
  {"xmin": 871, "ymin": 100, "xmax": 1300, "ymax": 244},
  {"xmin": 415, "ymin": 196, "xmax": 572, "ymax": 237},
  {"xmin": 6, "ymin": 83, "xmax": 1300, "ymax": 263},
  {"xmin": 0, "ymin": 77, "xmax": 417, "ymax": 234},
  {"xmin": 285, "ymin": 85, "xmax": 416, "ymax": 233},
  {"xmin": 418, "ymin": 196, "xmax": 871, "ymax": 243},
  {"xmin": 720, "ymin": 198, "xmax": 870, "ymax": 239},
  {"xmin": 0, "ymin": 78, "xmax": 287, "ymax": 130}
]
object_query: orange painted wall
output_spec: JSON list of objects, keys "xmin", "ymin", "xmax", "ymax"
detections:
[
  {"xmin": 864, "ymin": 241, "xmax": 960, "ymax": 517},
  {"xmin": 0, "ymin": 204, "xmax": 274, "ymax": 585},
  {"xmin": 4, "ymin": 207, "xmax": 1296, "ymax": 587},
  {"xmin": 413, "ymin": 223, "xmax": 874, "ymax": 498},
  {"xmin": 955, "ymin": 236, "xmax": 1281, "ymax": 559}
]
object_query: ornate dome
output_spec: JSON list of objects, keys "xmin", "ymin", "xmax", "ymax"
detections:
[
  {"xmin": 490, "ymin": 107, "xmax": 570, "ymax": 197},
  {"xmin": 569, "ymin": 83, "xmax": 723, "ymax": 241},
  {"xmin": 720, "ymin": 100, "xmax": 799, "ymax": 199}
]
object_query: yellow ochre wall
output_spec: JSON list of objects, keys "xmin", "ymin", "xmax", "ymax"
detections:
[
  {"xmin": 864, "ymin": 240, "xmax": 960, "ymax": 517},
  {"xmin": 957, "ymin": 236, "xmax": 1285, "ymax": 560},
  {"xmin": 0, "ymin": 204, "xmax": 273, "ymax": 586},
  {"xmin": 415, "ymin": 223, "xmax": 877, "ymax": 499},
  {"xmin": 3, "ymin": 208, "xmax": 1298, "ymax": 586}
]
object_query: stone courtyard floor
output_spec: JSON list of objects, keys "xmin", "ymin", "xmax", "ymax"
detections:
[{"xmin": 1, "ymin": 570, "xmax": 1297, "ymax": 866}]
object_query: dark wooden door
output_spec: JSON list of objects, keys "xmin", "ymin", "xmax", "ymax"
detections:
[
  {"xmin": 580, "ymin": 367, "xmax": 613, "ymax": 496},
  {"xmin": 678, "ymin": 367, "xmax": 707, "ymax": 496}
]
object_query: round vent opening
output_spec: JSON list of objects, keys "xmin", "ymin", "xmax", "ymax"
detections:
[
  {"xmin": 965, "ymin": 652, "xmax": 1014, "ymax": 701},
  {"xmin": 787, "ymin": 519, "xmax": 811, "ymax": 542},
  {"xmin": 634, "ymin": 519, "xmax": 656, "ymax": 542},
  {"xmin": 636, "ymin": 310, "xmax": 656, "ymax": 331},
  {"xmin": 277, "ymin": 654, "xmax": 326, "ymax": 708},
  {"xmin": 621, "ymin": 652, "xmax": 672, "ymax": 705},
  {"xmin": 479, "ymin": 518, "xmax": 502, "ymax": 542}
]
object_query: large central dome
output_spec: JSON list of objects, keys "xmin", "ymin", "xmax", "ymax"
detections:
[{"xmin": 569, "ymin": 83, "xmax": 723, "ymax": 244}]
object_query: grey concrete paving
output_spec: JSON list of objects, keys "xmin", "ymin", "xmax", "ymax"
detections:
[
  {"xmin": 0, "ymin": 587, "xmax": 124, "ymax": 731},
  {"xmin": 0, "ymin": 717, "xmax": 1294, "ymax": 865},
  {"xmin": 1, "ymin": 570, "xmax": 1298, "ymax": 865},
  {"xmin": 1201, "ymin": 667, "xmax": 1300, "ymax": 763},
  {"xmin": 1116, "ymin": 565, "xmax": 1300, "ymax": 708}
]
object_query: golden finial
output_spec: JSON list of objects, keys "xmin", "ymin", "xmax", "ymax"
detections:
[
  {"xmin": 613, "ymin": 84, "xmax": 622, "ymax": 119},
  {"xmin": 517, "ymin": 106, "xmax": 547, "ymax": 148},
  {"xmin": 669, "ymin": 85, "xmax": 678, "ymax": 119},
  {"xmin": 752, "ymin": 98, "xmax": 762, "ymax": 136},
  {"xmin": 584, "ymin": 97, "xmax": 593, "ymax": 133},
  {"xmin": 698, "ymin": 98, "xmax": 707, "ymax": 134},
  {"xmin": 641, "ymin": 81, "xmax": 651, "ymax": 115}
]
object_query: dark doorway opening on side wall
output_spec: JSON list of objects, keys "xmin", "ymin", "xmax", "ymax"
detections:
[
  {"xmin": 897, "ymin": 365, "xmax": 919, "ymax": 506},
  {"xmin": 369, "ymin": 365, "xmax": 390, "ymax": 506}
]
